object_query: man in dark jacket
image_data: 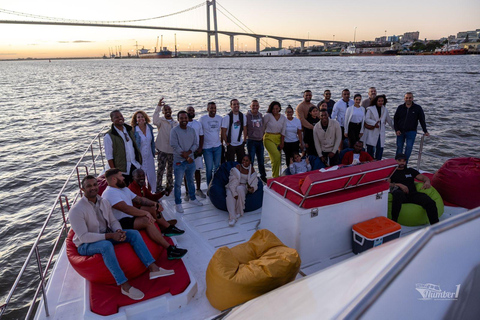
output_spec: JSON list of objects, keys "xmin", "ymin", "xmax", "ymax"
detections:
[{"xmin": 394, "ymin": 92, "xmax": 429, "ymax": 162}]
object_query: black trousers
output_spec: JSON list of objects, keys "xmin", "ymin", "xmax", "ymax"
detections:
[
  {"xmin": 347, "ymin": 122, "xmax": 362, "ymax": 148},
  {"xmin": 283, "ymin": 141, "xmax": 300, "ymax": 166},
  {"xmin": 391, "ymin": 189, "xmax": 439, "ymax": 225},
  {"xmin": 225, "ymin": 144, "xmax": 245, "ymax": 162}
]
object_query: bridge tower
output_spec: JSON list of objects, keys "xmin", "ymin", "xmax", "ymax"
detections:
[{"xmin": 206, "ymin": 0, "xmax": 220, "ymax": 57}]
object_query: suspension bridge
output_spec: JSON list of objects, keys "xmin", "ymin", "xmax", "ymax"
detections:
[{"xmin": 0, "ymin": 1, "xmax": 347, "ymax": 57}]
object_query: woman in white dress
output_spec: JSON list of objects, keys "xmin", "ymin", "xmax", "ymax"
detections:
[
  {"xmin": 363, "ymin": 95, "xmax": 393, "ymax": 160},
  {"xmin": 225, "ymin": 155, "xmax": 259, "ymax": 227},
  {"xmin": 131, "ymin": 111, "xmax": 156, "ymax": 190}
]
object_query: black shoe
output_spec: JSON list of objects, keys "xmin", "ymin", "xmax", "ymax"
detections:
[
  {"xmin": 167, "ymin": 246, "xmax": 188, "ymax": 260},
  {"xmin": 164, "ymin": 225, "xmax": 185, "ymax": 237}
]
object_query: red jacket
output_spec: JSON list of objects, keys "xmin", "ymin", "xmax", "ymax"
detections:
[
  {"xmin": 341, "ymin": 151, "xmax": 374, "ymax": 165},
  {"xmin": 128, "ymin": 181, "xmax": 163, "ymax": 208}
]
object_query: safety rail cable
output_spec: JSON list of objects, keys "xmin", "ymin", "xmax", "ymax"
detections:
[
  {"xmin": 340, "ymin": 205, "xmax": 480, "ymax": 319},
  {"xmin": 0, "ymin": 127, "xmax": 107, "ymax": 319}
]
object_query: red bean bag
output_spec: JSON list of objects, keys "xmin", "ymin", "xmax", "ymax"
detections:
[
  {"xmin": 66, "ymin": 226, "xmax": 162, "ymax": 285},
  {"xmin": 432, "ymin": 158, "xmax": 480, "ymax": 210}
]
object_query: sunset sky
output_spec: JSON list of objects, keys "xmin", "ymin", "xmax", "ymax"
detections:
[{"xmin": 1, "ymin": 0, "xmax": 479, "ymax": 59}]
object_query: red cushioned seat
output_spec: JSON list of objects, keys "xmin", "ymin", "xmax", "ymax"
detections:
[
  {"xmin": 90, "ymin": 237, "xmax": 191, "ymax": 316},
  {"xmin": 66, "ymin": 227, "xmax": 161, "ymax": 285},
  {"xmin": 268, "ymin": 159, "xmax": 395, "ymax": 208}
]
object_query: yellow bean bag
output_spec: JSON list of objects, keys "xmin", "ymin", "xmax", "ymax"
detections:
[{"xmin": 206, "ymin": 229, "xmax": 301, "ymax": 311}]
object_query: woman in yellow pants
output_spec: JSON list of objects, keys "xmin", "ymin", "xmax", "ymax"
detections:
[{"xmin": 263, "ymin": 101, "xmax": 287, "ymax": 178}]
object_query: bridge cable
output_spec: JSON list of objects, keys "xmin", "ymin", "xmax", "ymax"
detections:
[{"xmin": 0, "ymin": 2, "xmax": 205, "ymax": 24}]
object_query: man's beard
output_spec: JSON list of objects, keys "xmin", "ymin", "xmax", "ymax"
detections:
[
  {"xmin": 116, "ymin": 180, "xmax": 126, "ymax": 188},
  {"xmin": 187, "ymin": 113, "xmax": 194, "ymax": 119}
]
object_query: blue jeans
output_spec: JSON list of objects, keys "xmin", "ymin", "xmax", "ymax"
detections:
[
  {"xmin": 203, "ymin": 145, "xmax": 222, "ymax": 186},
  {"xmin": 367, "ymin": 136, "xmax": 383, "ymax": 160},
  {"xmin": 247, "ymin": 139, "xmax": 266, "ymax": 180},
  {"xmin": 174, "ymin": 160, "xmax": 196, "ymax": 204},
  {"xmin": 396, "ymin": 131, "xmax": 417, "ymax": 161},
  {"xmin": 77, "ymin": 229, "xmax": 155, "ymax": 285}
]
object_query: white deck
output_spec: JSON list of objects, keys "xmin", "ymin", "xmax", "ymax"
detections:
[{"xmin": 34, "ymin": 185, "xmax": 468, "ymax": 320}]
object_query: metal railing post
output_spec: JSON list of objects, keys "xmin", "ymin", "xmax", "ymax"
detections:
[
  {"xmin": 416, "ymin": 134, "xmax": 425, "ymax": 171},
  {"xmin": 98, "ymin": 135, "xmax": 105, "ymax": 168},
  {"xmin": 32, "ymin": 247, "xmax": 50, "ymax": 318},
  {"xmin": 90, "ymin": 144, "xmax": 97, "ymax": 175}
]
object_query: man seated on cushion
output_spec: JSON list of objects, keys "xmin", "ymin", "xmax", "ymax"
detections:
[
  {"xmin": 128, "ymin": 168, "xmax": 179, "ymax": 231},
  {"xmin": 388, "ymin": 153, "xmax": 439, "ymax": 225},
  {"xmin": 102, "ymin": 168, "xmax": 188, "ymax": 259},
  {"xmin": 341, "ymin": 141, "xmax": 374, "ymax": 165},
  {"xmin": 69, "ymin": 175, "xmax": 175, "ymax": 301}
]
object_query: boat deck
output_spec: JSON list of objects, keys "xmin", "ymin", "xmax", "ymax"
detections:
[{"xmin": 34, "ymin": 185, "xmax": 468, "ymax": 320}]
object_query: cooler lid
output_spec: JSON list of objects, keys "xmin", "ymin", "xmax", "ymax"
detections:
[{"xmin": 352, "ymin": 216, "xmax": 401, "ymax": 239}]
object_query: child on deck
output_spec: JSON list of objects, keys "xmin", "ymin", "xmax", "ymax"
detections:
[{"xmin": 289, "ymin": 153, "xmax": 312, "ymax": 174}]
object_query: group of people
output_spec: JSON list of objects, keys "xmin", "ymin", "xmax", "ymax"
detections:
[{"xmin": 68, "ymin": 87, "xmax": 436, "ymax": 300}]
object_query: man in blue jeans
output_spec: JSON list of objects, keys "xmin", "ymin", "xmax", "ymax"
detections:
[
  {"xmin": 199, "ymin": 102, "xmax": 223, "ymax": 187},
  {"xmin": 69, "ymin": 175, "xmax": 175, "ymax": 301},
  {"xmin": 394, "ymin": 92, "xmax": 429, "ymax": 162},
  {"xmin": 170, "ymin": 110, "xmax": 204, "ymax": 213},
  {"xmin": 246, "ymin": 100, "xmax": 267, "ymax": 183}
]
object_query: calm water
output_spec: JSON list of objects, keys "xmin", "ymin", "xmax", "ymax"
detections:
[{"xmin": 1, "ymin": 55, "xmax": 479, "ymax": 318}]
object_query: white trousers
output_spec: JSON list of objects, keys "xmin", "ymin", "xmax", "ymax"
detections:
[{"xmin": 226, "ymin": 185, "xmax": 247, "ymax": 220}]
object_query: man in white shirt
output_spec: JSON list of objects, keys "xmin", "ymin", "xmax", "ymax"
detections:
[
  {"xmin": 184, "ymin": 106, "xmax": 206, "ymax": 199},
  {"xmin": 221, "ymin": 99, "xmax": 247, "ymax": 162},
  {"xmin": 102, "ymin": 168, "xmax": 188, "ymax": 260},
  {"xmin": 104, "ymin": 110, "xmax": 142, "ymax": 186},
  {"xmin": 331, "ymin": 89, "xmax": 354, "ymax": 147},
  {"xmin": 199, "ymin": 102, "xmax": 222, "ymax": 186}
]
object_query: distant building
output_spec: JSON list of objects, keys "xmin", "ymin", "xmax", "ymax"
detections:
[
  {"xmin": 375, "ymin": 36, "xmax": 387, "ymax": 43},
  {"xmin": 260, "ymin": 48, "xmax": 292, "ymax": 56},
  {"xmin": 387, "ymin": 35, "xmax": 400, "ymax": 42},
  {"xmin": 457, "ymin": 29, "xmax": 480, "ymax": 41},
  {"xmin": 403, "ymin": 31, "xmax": 420, "ymax": 42}
]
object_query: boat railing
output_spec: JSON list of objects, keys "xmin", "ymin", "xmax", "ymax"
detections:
[{"xmin": 0, "ymin": 127, "xmax": 107, "ymax": 319}]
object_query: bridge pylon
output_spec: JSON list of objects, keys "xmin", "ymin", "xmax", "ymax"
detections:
[{"xmin": 206, "ymin": 0, "xmax": 219, "ymax": 57}]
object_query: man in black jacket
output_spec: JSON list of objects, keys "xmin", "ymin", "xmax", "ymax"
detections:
[{"xmin": 394, "ymin": 92, "xmax": 429, "ymax": 162}]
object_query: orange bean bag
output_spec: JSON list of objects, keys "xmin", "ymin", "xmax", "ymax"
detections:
[
  {"xmin": 206, "ymin": 229, "xmax": 301, "ymax": 311},
  {"xmin": 66, "ymin": 226, "xmax": 162, "ymax": 285}
]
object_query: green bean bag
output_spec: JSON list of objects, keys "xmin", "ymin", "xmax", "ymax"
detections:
[{"xmin": 388, "ymin": 182, "xmax": 444, "ymax": 226}]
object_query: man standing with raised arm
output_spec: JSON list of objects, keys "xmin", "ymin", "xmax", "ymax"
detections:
[
  {"xmin": 296, "ymin": 90, "xmax": 316, "ymax": 130},
  {"xmin": 221, "ymin": 99, "xmax": 247, "ymax": 162},
  {"xmin": 152, "ymin": 98, "xmax": 177, "ymax": 194}
]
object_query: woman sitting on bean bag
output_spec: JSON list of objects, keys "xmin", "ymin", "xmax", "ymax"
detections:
[{"xmin": 226, "ymin": 155, "xmax": 259, "ymax": 227}]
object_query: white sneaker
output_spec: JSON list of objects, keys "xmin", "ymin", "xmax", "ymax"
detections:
[
  {"xmin": 121, "ymin": 286, "xmax": 144, "ymax": 300},
  {"xmin": 195, "ymin": 189, "xmax": 207, "ymax": 198},
  {"xmin": 150, "ymin": 267, "xmax": 175, "ymax": 279},
  {"xmin": 183, "ymin": 193, "xmax": 189, "ymax": 202},
  {"xmin": 235, "ymin": 213, "xmax": 241, "ymax": 220},
  {"xmin": 175, "ymin": 204, "xmax": 184, "ymax": 213},
  {"xmin": 228, "ymin": 219, "xmax": 236, "ymax": 227},
  {"xmin": 190, "ymin": 199, "xmax": 203, "ymax": 206}
]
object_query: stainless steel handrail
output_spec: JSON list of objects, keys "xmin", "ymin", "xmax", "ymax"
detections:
[
  {"xmin": 340, "ymin": 205, "xmax": 480, "ymax": 319},
  {"xmin": 0, "ymin": 127, "xmax": 106, "ymax": 319}
]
